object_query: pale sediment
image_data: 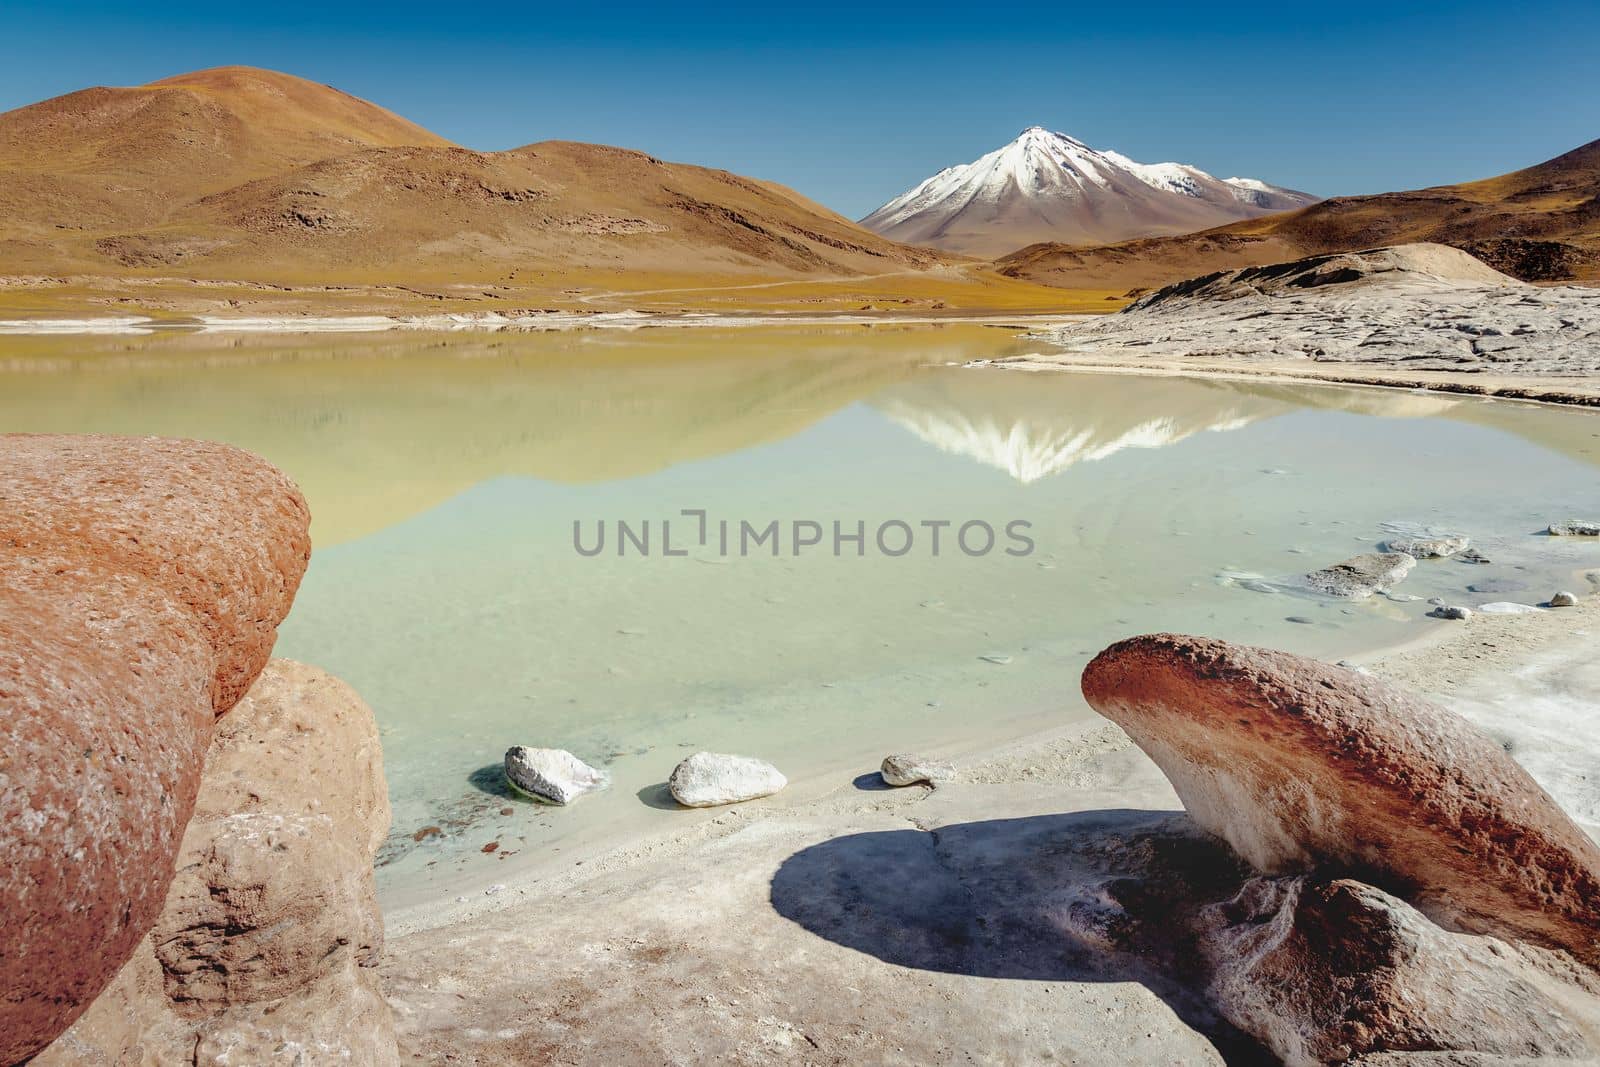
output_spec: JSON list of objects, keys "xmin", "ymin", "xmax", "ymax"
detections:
[{"xmin": 998, "ymin": 244, "xmax": 1600, "ymax": 406}]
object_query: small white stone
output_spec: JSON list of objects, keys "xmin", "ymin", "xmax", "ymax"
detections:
[
  {"xmin": 1429, "ymin": 605, "xmax": 1472, "ymax": 621},
  {"xmin": 881, "ymin": 754, "xmax": 956, "ymax": 787},
  {"xmin": 668, "ymin": 752, "xmax": 786, "ymax": 808},
  {"xmin": 1550, "ymin": 591, "xmax": 1579, "ymax": 608},
  {"xmin": 504, "ymin": 747, "xmax": 609, "ymax": 805}
]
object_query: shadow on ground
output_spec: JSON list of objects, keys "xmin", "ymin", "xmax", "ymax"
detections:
[{"xmin": 770, "ymin": 808, "xmax": 1274, "ymax": 1064}]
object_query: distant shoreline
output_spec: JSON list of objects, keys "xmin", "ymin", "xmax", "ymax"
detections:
[
  {"xmin": 980, "ymin": 352, "xmax": 1600, "ymax": 409},
  {"xmin": 0, "ymin": 310, "xmax": 1098, "ymax": 336}
]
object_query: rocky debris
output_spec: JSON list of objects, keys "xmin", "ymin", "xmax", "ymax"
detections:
[
  {"xmin": 503, "ymin": 747, "xmax": 609, "ymax": 805},
  {"xmin": 1457, "ymin": 548, "xmax": 1493, "ymax": 565},
  {"xmin": 1197, "ymin": 877, "xmax": 1594, "ymax": 1066},
  {"xmin": 1550, "ymin": 521, "xmax": 1600, "ymax": 537},
  {"xmin": 1035, "ymin": 244, "xmax": 1600, "ymax": 380},
  {"xmin": 1429, "ymin": 605, "xmax": 1473, "ymax": 621},
  {"xmin": 1303, "ymin": 551, "xmax": 1416, "ymax": 598},
  {"xmin": 1080, "ymin": 634, "xmax": 1600, "ymax": 967},
  {"xmin": 1383, "ymin": 533, "xmax": 1469, "ymax": 559},
  {"xmin": 36, "ymin": 660, "xmax": 398, "ymax": 1066},
  {"xmin": 668, "ymin": 752, "xmax": 787, "ymax": 808},
  {"xmin": 880, "ymin": 754, "xmax": 956, "ymax": 787},
  {"xmin": 0, "ymin": 434, "xmax": 311, "ymax": 1065},
  {"xmin": 1552, "ymin": 591, "xmax": 1580, "ymax": 607}
]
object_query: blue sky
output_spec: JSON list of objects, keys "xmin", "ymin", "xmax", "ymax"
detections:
[{"xmin": 3, "ymin": 1, "xmax": 1597, "ymax": 218}]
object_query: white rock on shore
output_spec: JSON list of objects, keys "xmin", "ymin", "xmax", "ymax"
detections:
[
  {"xmin": 668, "ymin": 753, "xmax": 786, "ymax": 808},
  {"xmin": 1551, "ymin": 591, "xmax": 1579, "ymax": 607},
  {"xmin": 880, "ymin": 754, "xmax": 956, "ymax": 787},
  {"xmin": 504, "ymin": 747, "xmax": 609, "ymax": 805},
  {"xmin": 1549, "ymin": 521, "xmax": 1600, "ymax": 537}
]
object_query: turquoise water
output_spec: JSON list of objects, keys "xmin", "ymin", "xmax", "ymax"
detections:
[{"xmin": 4, "ymin": 325, "xmax": 1598, "ymax": 906}]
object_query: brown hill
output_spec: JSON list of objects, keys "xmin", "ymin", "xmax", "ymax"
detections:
[
  {"xmin": 0, "ymin": 67, "xmax": 451, "ymax": 235},
  {"xmin": 998, "ymin": 139, "xmax": 1600, "ymax": 290},
  {"xmin": 0, "ymin": 67, "xmax": 946, "ymax": 287}
]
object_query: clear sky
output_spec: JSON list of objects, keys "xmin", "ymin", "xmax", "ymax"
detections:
[{"xmin": 3, "ymin": 1, "xmax": 1597, "ymax": 219}]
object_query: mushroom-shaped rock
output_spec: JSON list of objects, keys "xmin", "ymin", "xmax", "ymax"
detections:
[
  {"xmin": 504, "ymin": 747, "xmax": 609, "ymax": 805},
  {"xmin": 0, "ymin": 434, "xmax": 311, "ymax": 1064},
  {"xmin": 668, "ymin": 753, "xmax": 786, "ymax": 808},
  {"xmin": 1081, "ymin": 634, "xmax": 1600, "ymax": 968}
]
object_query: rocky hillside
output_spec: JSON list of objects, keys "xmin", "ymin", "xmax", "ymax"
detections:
[
  {"xmin": 999, "ymin": 139, "xmax": 1600, "ymax": 289},
  {"xmin": 0, "ymin": 67, "xmax": 946, "ymax": 282}
]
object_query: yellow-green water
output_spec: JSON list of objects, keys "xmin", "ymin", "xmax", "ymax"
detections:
[{"xmin": 6, "ymin": 324, "xmax": 1599, "ymax": 907}]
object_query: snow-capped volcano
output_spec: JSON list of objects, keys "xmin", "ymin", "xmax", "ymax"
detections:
[{"xmin": 861, "ymin": 127, "xmax": 1318, "ymax": 256}]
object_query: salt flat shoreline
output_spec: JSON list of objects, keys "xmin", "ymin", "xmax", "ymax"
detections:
[
  {"xmin": 385, "ymin": 586, "xmax": 1600, "ymax": 939},
  {"xmin": 379, "ymin": 592, "xmax": 1600, "ymax": 1062},
  {"xmin": 1002, "ymin": 246, "xmax": 1600, "ymax": 407},
  {"xmin": 982, "ymin": 351, "xmax": 1600, "ymax": 409},
  {"xmin": 0, "ymin": 309, "xmax": 1096, "ymax": 336}
]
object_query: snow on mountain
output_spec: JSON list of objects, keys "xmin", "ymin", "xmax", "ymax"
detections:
[{"xmin": 861, "ymin": 127, "xmax": 1318, "ymax": 256}]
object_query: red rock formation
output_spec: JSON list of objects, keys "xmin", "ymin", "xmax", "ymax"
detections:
[
  {"xmin": 1197, "ymin": 876, "xmax": 1595, "ymax": 1064},
  {"xmin": 0, "ymin": 434, "xmax": 310, "ymax": 1065},
  {"xmin": 37, "ymin": 660, "xmax": 397, "ymax": 1066},
  {"xmin": 1081, "ymin": 634, "xmax": 1600, "ymax": 969}
]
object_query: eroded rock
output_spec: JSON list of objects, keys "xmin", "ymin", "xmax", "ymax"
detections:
[
  {"xmin": 36, "ymin": 660, "xmax": 396, "ymax": 1066},
  {"xmin": 504, "ymin": 747, "xmax": 609, "ymax": 805},
  {"xmin": 1552, "ymin": 591, "xmax": 1580, "ymax": 607},
  {"xmin": 1384, "ymin": 534, "xmax": 1469, "ymax": 559},
  {"xmin": 0, "ymin": 435, "xmax": 311, "ymax": 1064},
  {"xmin": 1304, "ymin": 552, "xmax": 1416, "ymax": 598},
  {"xmin": 1080, "ymin": 634, "xmax": 1600, "ymax": 967},
  {"xmin": 668, "ymin": 752, "xmax": 786, "ymax": 807},
  {"xmin": 881, "ymin": 753, "xmax": 956, "ymax": 787},
  {"xmin": 1549, "ymin": 521, "xmax": 1600, "ymax": 537},
  {"xmin": 1198, "ymin": 877, "xmax": 1593, "ymax": 1066}
]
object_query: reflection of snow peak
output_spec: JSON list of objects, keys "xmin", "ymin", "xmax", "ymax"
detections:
[{"xmin": 878, "ymin": 401, "xmax": 1257, "ymax": 483}]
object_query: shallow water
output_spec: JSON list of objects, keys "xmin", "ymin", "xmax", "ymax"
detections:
[{"xmin": 6, "ymin": 324, "xmax": 1600, "ymax": 909}]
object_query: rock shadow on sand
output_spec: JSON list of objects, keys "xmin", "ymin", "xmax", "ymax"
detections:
[{"xmin": 769, "ymin": 808, "xmax": 1274, "ymax": 1064}]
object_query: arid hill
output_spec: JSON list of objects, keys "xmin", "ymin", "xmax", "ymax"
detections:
[
  {"xmin": 997, "ymin": 139, "xmax": 1600, "ymax": 290},
  {"xmin": 0, "ymin": 66, "xmax": 947, "ymax": 291},
  {"xmin": 0, "ymin": 67, "xmax": 451, "ymax": 234}
]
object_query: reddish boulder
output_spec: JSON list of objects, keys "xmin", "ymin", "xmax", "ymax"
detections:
[
  {"xmin": 0, "ymin": 434, "xmax": 310, "ymax": 1064},
  {"xmin": 1081, "ymin": 634, "xmax": 1600, "ymax": 969},
  {"xmin": 1198, "ymin": 876, "xmax": 1594, "ymax": 1064}
]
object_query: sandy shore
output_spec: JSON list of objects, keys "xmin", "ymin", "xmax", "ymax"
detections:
[{"xmin": 379, "ymin": 588, "xmax": 1600, "ymax": 1062}]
